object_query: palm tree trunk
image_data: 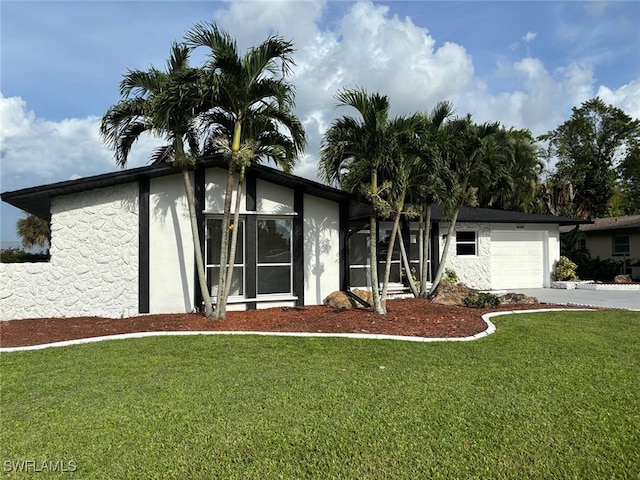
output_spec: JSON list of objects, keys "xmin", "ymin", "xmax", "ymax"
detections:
[
  {"xmin": 214, "ymin": 121, "xmax": 242, "ymax": 320},
  {"xmin": 419, "ymin": 203, "xmax": 432, "ymax": 297},
  {"xmin": 429, "ymin": 205, "xmax": 460, "ymax": 297},
  {"xmin": 222, "ymin": 165, "xmax": 245, "ymax": 308},
  {"xmin": 396, "ymin": 227, "xmax": 419, "ymax": 297},
  {"xmin": 213, "ymin": 156, "xmax": 236, "ymax": 319},
  {"xmin": 380, "ymin": 205, "xmax": 402, "ymax": 311},
  {"xmin": 369, "ymin": 170, "xmax": 385, "ymax": 315},
  {"xmin": 181, "ymin": 167, "xmax": 213, "ymax": 316}
]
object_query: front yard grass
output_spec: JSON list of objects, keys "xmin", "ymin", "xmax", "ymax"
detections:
[{"xmin": 1, "ymin": 310, "xmax": 639, "ymax": 479}]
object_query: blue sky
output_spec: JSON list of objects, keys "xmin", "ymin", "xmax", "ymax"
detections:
[{"xmin": 1, "ymin": 0, "xmax": 639, "ymax": 245}]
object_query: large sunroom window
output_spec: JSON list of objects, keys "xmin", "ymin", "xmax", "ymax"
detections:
[
  {"xmin": 257, "ymin": 218, "xmax": 292, "ymax": 295},
  {"xmin": 206, "ymin": 218, "xmax": 244, "ymax": 297}
]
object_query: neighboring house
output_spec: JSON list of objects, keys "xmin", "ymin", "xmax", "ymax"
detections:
[
  {"xmin": 560, "ymin": 215, "xmax": 640, "ymax": 273},
  {"xmin": 1, "ymin": 157, "xmax": 584, "ymax": 320}
]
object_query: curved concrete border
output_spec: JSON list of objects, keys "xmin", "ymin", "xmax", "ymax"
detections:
[{"xmin": 0, "ymin": 308, "xmax": 593, "ymax": 353}]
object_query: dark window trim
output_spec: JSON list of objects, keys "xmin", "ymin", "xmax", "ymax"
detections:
[
  {"xmin": 138, "ymin": 176, "xmax": 150, "ymax": 314},
  {"xmin": 455, "ymin": 230, "xmax": 477, "ymax": 256}
]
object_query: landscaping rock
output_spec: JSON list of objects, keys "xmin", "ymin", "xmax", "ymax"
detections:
[
  {"xmin": 351, "ymin": 288, "xmax": 373, "ymax": 306},
  {"xmin": 431, "ymin": 283, "xmax": 479, "ymax": 306},
  {"xmin": 614, "ymin": 275, "xmax": 632, "ymax": 284},
  {"xmin": 323, "ymin": 291, "xmax": 357, "ymax": 309},
  {"xmin": 499, "ymin": 293, "xmax": 539, "ymax": 305}
]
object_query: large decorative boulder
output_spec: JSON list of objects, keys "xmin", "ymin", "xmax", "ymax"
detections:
[
  {"xmin": 323, "ymin": 291, "xmax": 357, "ymax": 309},
  {"xmin": 431, "ymin": 283, "xmax": 479, "ymax": 306}
]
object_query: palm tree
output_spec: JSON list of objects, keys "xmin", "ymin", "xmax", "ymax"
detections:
[
  {"xmin": 185, "ymin": 22, "xmax": 306, "ymax": 319},
  {"xmin": 319, "ymin": 88, "xmax": 415, "ymax": 315},
  {"xmin": 407, "ymin": 102, "xmax": 455, "ymax": 296},
  {"xmin": 100, "ymin": 43, "xmax": 215, "ymax": 316},
  {"xmin": 16, "ymin": 214, "xmax": 50, "ymax": 251},
  {"xmin": 476, "ymin": 128, "xmax": 543, "ymax": 212},
  {"xmin": 429, "ymin": 117, "xmax": 508, "ymax": 296}
]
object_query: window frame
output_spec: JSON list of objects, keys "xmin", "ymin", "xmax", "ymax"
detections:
[
  {"xmin": 205, "ymin": 216, "xmax": 245, "ymax": 299},
  {"xmin": 256, "ymin": 217, "xmax": 293, "ymax": 296},
  {"xmin": 612, "ymin": 235, "xmax": 630, "ymax": 256},
  {"xmin": 455, "ymin": 230, "xmax": 477, "ymax": 256}
]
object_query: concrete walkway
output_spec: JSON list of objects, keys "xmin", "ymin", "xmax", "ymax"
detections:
[{"xmin": 506, "ymin": 288, "xmax": 640, "ymax": 311}]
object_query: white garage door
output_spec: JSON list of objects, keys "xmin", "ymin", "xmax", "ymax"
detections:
[{"xmin": 490, "ymin": 231, "xmax": 545, "ymax": 289}]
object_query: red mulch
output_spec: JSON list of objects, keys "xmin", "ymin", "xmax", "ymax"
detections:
[{"xmin": 0, "ymin": 298, "xmax": 566, "ymax": 348}]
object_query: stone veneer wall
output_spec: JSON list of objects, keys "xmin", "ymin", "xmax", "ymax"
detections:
[
  {"xmin": 438, "ymin": 222, "xmax": 492, "ymax": 290},
  {"xmin": 1, "ymin": 184, "xmax": 139, "ymax": 320}
]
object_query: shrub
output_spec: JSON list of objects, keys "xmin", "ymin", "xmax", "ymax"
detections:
[
  {"xmin": 552, "ymin": 256, "xmax": 578, "ymax": 281},
  {"xmin": 443, "ymin": 268, "xmax": 459, "ymax": 285},
  {"xmin": 464, "ymin": 293, "xmax": 501, "ymax": 308},
  {"xmin": 0, "ymin": 247, "xmax": 50, "ymax": 263},
  {"xmin": 575, "ymin": 256, "xmax": 632, "ymax": 282}
]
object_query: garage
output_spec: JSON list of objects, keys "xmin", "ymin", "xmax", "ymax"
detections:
[{"xmin": 490, "ymin": 231, "xmax": 545, "ymax": 289}]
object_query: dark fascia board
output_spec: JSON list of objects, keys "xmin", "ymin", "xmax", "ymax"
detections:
[
  {"xmin": 349, "ymin": 202, "xmax": 591, "ymax": 226},
  {"xmin": 1, "ymin": 155, "xmax": 353, "ymax": 219}
]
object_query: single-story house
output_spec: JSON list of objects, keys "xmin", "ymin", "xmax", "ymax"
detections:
[
  {"xmin": 1, "ymin": 156, "xmax": 584, "ymax": 320},
  {"xmin": 560, "ymin": 215, "xmax": 640, "ymax": 274}
]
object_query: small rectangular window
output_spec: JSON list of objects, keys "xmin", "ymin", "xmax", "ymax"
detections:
[
  {"xmin": 456, "ymin": 231, "xmax": 476, "ymax": 256},
  {"xmin": 612, "ymin": 236, "xmax": 630, "ymax": 256}
]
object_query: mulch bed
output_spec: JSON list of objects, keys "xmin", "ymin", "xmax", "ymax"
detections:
[{"xmin": 0, "ymin": 298, "xmax": 572, "ymax": 348}]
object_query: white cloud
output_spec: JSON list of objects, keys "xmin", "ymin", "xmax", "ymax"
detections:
[
  {"xmin": 213, "ymin": 0, "xmax": 325, "ymax": 50},
  {"xmin": 0, "ymin": 93, "xmax": 161, "ymax": 187},
  {"xmin": 259, "ymin": 1, "xmax": 474, "ymax": 179},
  {"xmin": 597, "ymin": 78, "xmax": 640, "ymax": 120},
  {"xmin": 521, "ymin": 31, "xmax": 538, "ymax": 43}
]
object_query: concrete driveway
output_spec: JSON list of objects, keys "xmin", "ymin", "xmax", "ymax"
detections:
[{"xmin": 505, "ymin": 288, "xmax": 640, "ymax": 311}]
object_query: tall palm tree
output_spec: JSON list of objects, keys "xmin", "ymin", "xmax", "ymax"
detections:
[
  {"xmin": 408, "ymin": 102, "xmax": 455, "ymax": 296},
  {"xmin": 185, "ymin": 22, "xmax": 306, "ymax": 319},
  {"xmin": 319, "ymin": 88, "xmax": 415, "ymax": 315},
  {"xmin": 100, "ymin": 43, "xmax": 215, "ymax": 316},
  {"xmin": 428, "ymin": 117, "xmax": 508, "ymax": 295}
]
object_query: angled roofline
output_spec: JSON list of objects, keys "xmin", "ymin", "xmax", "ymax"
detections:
[{"xmin": 1, "ymin": 155, "xmax": 353, "ymax": 219}]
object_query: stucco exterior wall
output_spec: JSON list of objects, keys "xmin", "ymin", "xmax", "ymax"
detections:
[
  {"xmin": 204, "ymin": 168, "xmax": 244, "ymax": 213},
  {"xmin": 585, "ymin": 231, "xmax": 640, "ymax": 261},
  {"xmin": 148, "ymin": 174, "xmax": 195, "ymax": 314},
  {"xmin": 438, "ymin": 222, "xmax": 492, "ymax": 289},
  {"xmin": 1, "ymin": 184, "xmax": 139, "ymax": 320},
  {"xmin": 437, "ymin": 222, "xmax": 560, "ymax": 290},
  {"xmin": 303, "ymin": 194, "xmax": 341, "ymax": 304}
]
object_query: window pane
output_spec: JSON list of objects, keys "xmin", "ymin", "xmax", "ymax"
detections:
[
  {"xmin": 206, "ymin": 219, "xmax": 222, "ymax": 265},
  {"xmin": 613, "ymin": 236, "xmax": 630, "ymax": 255},
  {"xmin": 349, "ymin": 232, "xmax": 369, "ymax": 265},
  {"xmin": 208, "ymin": 266, "xmax": 244, "ymax": 296},
  {"xmin": 350, "ymin": 267, "xmax": 370, "ymax": 288},
  {"xmin": 258, "ymin": 266, "xmax": 291, "ymax": 294},
  {"xmin": 409, "ymin": 231, "xmax": 421, "ymax": 262},
  {"xmin": 457, "ymin": 231, "xmax": 476, "ymax": 242},
  {"xmin": 377, "ymin": 262, "xmax": 400, "ymax": 283},
  {"xmin": 206, "ymin": 219, "xmax": 243, "ymax": 264},
  {"xmin": 378, "ymin": 230, "xmax": 400, "ymax": 261},
  {"xmin": 258, "ymin": 219, "xmax": 291, "ymax": 263},
  {"xmin": 456, "ymin": 243, "xmax": 476, "ymax": 256}
]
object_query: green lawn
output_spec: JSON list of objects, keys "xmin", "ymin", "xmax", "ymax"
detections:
[{"xmin": 1, "ymin": 310, "xmax": 639, "ymax": 479}]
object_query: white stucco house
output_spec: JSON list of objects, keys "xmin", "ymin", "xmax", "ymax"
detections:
[{"xmin": 1, "ymin": 156, "xmax": 584, "ymax": 320}]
